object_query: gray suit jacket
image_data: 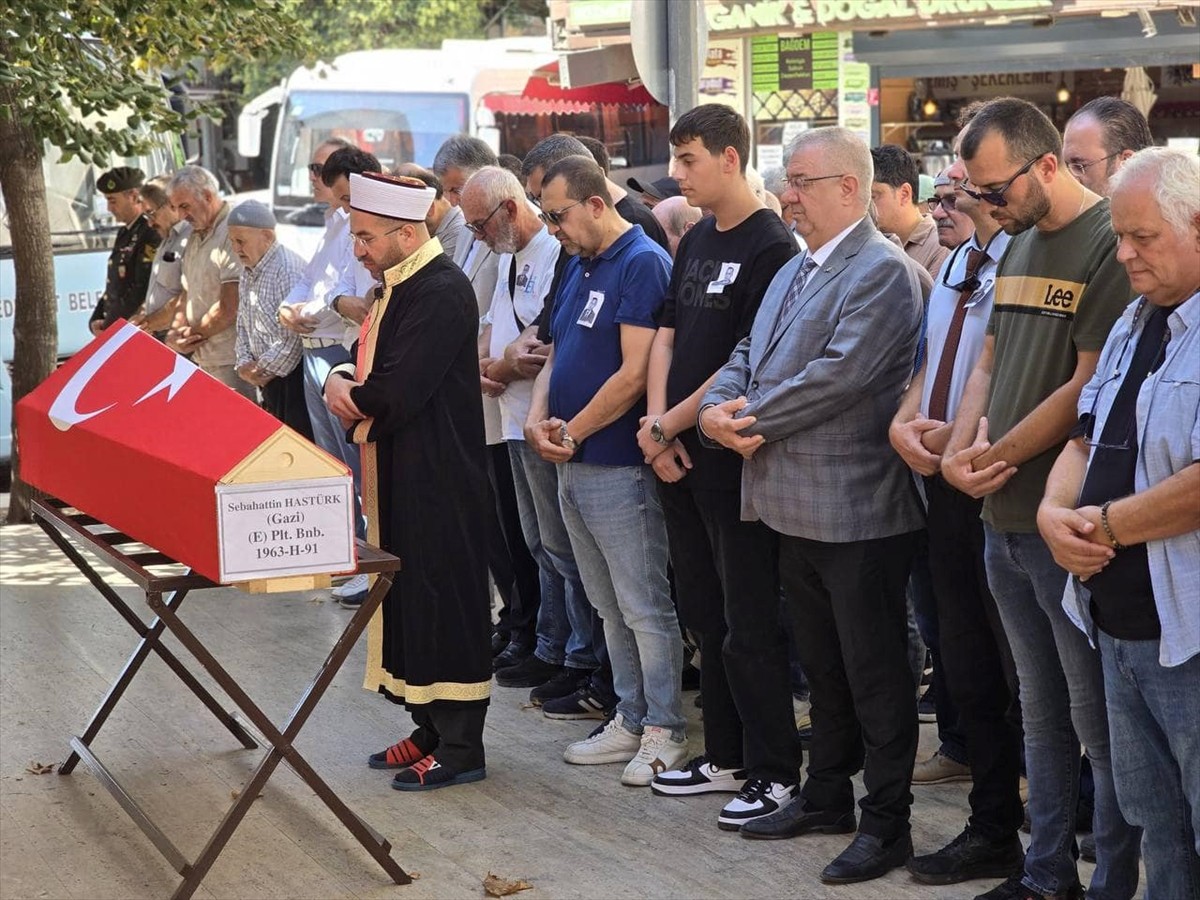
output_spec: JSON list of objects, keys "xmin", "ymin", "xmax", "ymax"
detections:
[{"xmin": 703, "ymin": 217, "xmax": 925, "ymax": 542}]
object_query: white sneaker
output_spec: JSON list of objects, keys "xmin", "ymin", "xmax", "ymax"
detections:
[
  {"xmin": 651, "ymin": 755, "xmax": 748, "ymax": 796},
  {"xmin": 621, "ymin": 726, "xmax": 688, "ymax": 787},
  {"xmin": 563, "ymin": 713, "xmax": 641, "ymax": 765},
  {"xmin": 718, "ymin": 779, "xmax": 798, "ymax": 831},
  {"xmin": 332, "ymin": 574, "xmax": 369, "ymax": 598}
]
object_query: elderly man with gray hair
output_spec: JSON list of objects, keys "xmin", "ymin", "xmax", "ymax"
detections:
[
  {"xmin": 1039, "ymin": 147, "xmax": 1200, "ymax": 900},
  {"xmin": 227, "ymin": 200, "xmax": 310, "ymax": 435},
  {"xmin": 166, "ymin": 165, "xmax": 251, "ymax": 398}
]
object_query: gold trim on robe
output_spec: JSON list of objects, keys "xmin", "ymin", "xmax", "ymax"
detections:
[{"xmin": 353, "ymin": 238, "xmax": 491, "ymax": 704}]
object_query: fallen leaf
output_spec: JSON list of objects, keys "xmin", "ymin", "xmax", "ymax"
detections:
[
  {"xmin": 309, "ymin": 596, "xmax": 325, "ymax": 604},
  {"xmin": 518, "ymin": 701, "xmax": 537, "ymax": 710},
  {"xmin": 26, "ymin": 762, "xmax": 54, "ymax": 775},
  {"xmin": 483, "ymin": 872, "xmax": 533, "ymax": 897}
]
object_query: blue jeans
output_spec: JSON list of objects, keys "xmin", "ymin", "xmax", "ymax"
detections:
[
  {"xmin": 510, "ymin": 440, "xmax": 599, "ymax": 670},
  {"xmin": 984, "ymin": 525, "xmax": 1141, "ymax": 899},
  {"xmin": 1098, "ymin": 632, "xmax": 1200, "ymax": 900},
  {"xmin": 301, "ymin": 345, "xmax": 364, "ymax": 540},
  {"xmin": 557, "ymin": 462, "xmax": 684, "ymax": 737}
]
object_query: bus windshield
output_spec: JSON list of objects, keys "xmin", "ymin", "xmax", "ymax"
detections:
[{"xmin": 273, "ymin": 90, "xmax": 469, "ymax": 209}]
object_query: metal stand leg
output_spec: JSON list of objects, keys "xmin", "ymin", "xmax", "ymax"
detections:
[
  {"xmin": 153, "ymin": 575, "xmax": 409, "ymax": 900},
  {"xmin": 32, "ymin": 519, "xmax": 258, "ymax": 775}
]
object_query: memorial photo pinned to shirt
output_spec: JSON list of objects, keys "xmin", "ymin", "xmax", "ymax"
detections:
[
  {"xmin": 578, "ymin": 290, "xmax": 604, "ymax": 327},
  {"xmin": 707, "ymin": 262, "xmax": 741, "ymax": 294}
]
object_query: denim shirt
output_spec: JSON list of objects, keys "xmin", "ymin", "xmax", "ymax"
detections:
[{"xmin": 1062, "ymin": 291, "xmax": 1200, "ymax": 667}]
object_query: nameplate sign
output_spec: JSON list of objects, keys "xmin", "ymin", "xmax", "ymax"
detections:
[{"xmin": 215, "ymin": 477, "xmax": 356, "ymax": 583}]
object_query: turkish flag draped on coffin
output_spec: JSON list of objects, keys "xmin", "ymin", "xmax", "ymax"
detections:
[{"xmin": 16, "ymin": 321, "xmax": 354, "ymax": 583}]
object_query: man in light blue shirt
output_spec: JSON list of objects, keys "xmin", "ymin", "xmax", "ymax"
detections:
[{"xmin": 1039, "ymin": 147, "xmax": 1200, "ymax": 900}]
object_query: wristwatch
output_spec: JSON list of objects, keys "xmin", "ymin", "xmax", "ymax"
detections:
[
  {"xmin": 559, "ymin": 423, "xmax": 578, "ymax": 452},
  {"xmin": 649, "ymin": 417, "xmax": 670, "ymax": 446}
]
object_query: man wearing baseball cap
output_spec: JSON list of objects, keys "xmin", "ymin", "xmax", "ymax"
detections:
[{"xmin": 89, "ymin": 166, "xmax": 161, "ymax": 335}]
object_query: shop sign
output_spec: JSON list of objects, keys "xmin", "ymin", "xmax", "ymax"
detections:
[
  {"xmin": 837, "ymin": 32, "xmax": 871, "ymax": 145},
  {"xmin": 751, "ymin": 31, "xmax": 838, "ymax": 92},
  {"xmin": 707, "ymin": 0, "xmax": 1055, "ymax": 34},
  {"xmin": 928, "ymin": 71, "xmax": 1073, "ymax": 99},
  {"xmin": 701, "ymin": 38, "xmax": 747, "ymax": 114}
]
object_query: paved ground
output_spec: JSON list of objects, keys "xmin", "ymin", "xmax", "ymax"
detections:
[{"xmin": 0, "ymin": 520, "xmax": 1108, "ymax": 900}]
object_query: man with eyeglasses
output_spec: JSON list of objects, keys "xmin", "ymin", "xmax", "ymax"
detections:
[
  {"xmin": 394, "ymin": 164, "xmax": 466, "ymax": 264},
  {"xmin": 1062, "ymin": 97, "xmax": 1153, "ymax": 198},
  {"xmin": 278, "ymin": 142, "xmax": 379, "ymax": 608},
  {"xmin": 892, "ymin": 142, "xmax": 1025, "ymax": 884},
  {"xmin": 324, "ymin": 172, "xmax": 492, "ymax": 791},
  {"xmin": 461, "ymin": 167, "xmax": 601, "ymax": 712},
  {"xmin": 132, "ymin": 177, "xmax": 191, "ymax": 340},
  {"xmin": 524, "ymin": 154, "xmax": 686, "ymax": 788},
  {"xmin": 941, "ymin": 97, "xmax": 1140, "ymax": 900},
  {"xmin": 1039, "ymin": 146, "xmax": 1199, "ymax": 900},
  {"xmin": 89, "ymin": 166, "xmax": 161, "ymax": 336},
  {"xmin": 698, "ymin": 126, "xmax": 924, "ymax": 883}
]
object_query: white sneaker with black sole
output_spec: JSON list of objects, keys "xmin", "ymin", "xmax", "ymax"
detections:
[
  {"xmin": 621, "ymin": 726, "xmax": 689, "ymax": 787},
  {"xmin": 651, "ymin": 755, "xmax": 748, "ymax": 796},
  {"xmin": 718, "ymin": 779, "xmax": 798, "ymax": 831},
  {"xmin": 563, "ymin": 713, "xmax": 641, "ymax": 765},
  {"xmin": 332, "ymin": 573, "xmax": 369, "ymax": 608}
]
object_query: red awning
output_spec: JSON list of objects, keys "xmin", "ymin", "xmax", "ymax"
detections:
[{"xmin": 482, "ymin": 60, "xmax": 661, "ymax": 115}]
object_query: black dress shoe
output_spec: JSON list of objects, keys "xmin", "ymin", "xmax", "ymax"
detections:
[
  {"xmin": 820, "ymin": 831, "xmax": 913, "ymax": 884},
  {"xmin": 492, "ymin": 641, "xmax": 532, "ymax": 672},
  {"xmin": 907, "ymin": 827, "xmax": 1024, "ymax": 885},
  {"xmin": 740, "ymin": 801, "xmax": 856, "ymax": 840},
  {"xmin": 495, "ymin": 654, "xmax": 562, "ymax": 688}
]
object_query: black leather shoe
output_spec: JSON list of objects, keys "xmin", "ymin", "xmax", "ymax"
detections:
[
  {"xmin": 908, "ymin": 827, "xmax": 1024, "ymax": 885},
  {"xmin": 495, "ymin": 654, "xmax": 562, "ymax": 688},
  {"xmin": 492, "ymin": 641, "xmax": 532, "ymax": 672},
  {"xmin": 740, "ymin": 802, "xmax": 856, "ymax": 840},
  {"xmin": 820, "ymin": 831, "xmax": 913, "ymax": 884}
]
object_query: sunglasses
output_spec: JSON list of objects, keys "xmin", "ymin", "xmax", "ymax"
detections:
[
  {"xmin": 307, "ymin": 162, "xmax": 324, "ymax": 176},
  {"xmin": 538, "ymin": 199, "xmax": 584, "ymax": 227},
  {"xmin": 926, "ymin": 194, "xmax": 959, "ymax": 214},
  {"xmin": 960, "ymin": 154, "xmax": 1047, "ymax": 207}
]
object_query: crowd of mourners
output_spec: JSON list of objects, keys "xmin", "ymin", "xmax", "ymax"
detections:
[{"xmin": 87, "ymin": 92, "xmax": 1198, "ymax": 900}]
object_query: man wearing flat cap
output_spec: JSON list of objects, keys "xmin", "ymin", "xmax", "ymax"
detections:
[
  {"xmin": 323, "ymin": 171, "xmax": 492, "ymax": 792},
  {"xmin": 89, "ymin": 166, "xmax": 161, "ymax": 335},
  {"xmin": 227, "ymin": 200, "xmax": 310, "ymax": 437}
]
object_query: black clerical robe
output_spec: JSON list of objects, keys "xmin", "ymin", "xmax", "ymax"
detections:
[{"xmin": 347, "ymin": 238, "xmax": 491, "ymax": 710}]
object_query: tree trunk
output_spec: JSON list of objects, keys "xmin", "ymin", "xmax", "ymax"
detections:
[{"xmin": 0, "ymin": 86, "xmax": 58, "ymax": 524}]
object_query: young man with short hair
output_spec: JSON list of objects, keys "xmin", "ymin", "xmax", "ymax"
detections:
[
  {"xmin": 871, "ymin": 144, "xmax": 949, "ymax": 281},
  {"xmin": 634, "ymin": 104, "xmax": 801, "ymax": 832}
]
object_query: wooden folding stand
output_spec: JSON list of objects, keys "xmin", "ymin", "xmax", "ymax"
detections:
[{"xmin": 31, "ymin": 498, "xmax": 411, "ymax": 900}]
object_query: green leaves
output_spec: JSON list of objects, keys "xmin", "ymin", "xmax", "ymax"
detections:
[{"xmin": 3, "ymin": 0, "xmax": 315, "ymax": 158}]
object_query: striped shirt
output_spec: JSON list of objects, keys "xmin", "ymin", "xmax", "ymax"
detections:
[{"xmin": 235, "ymin": 241, "xmax": 306, "ymax": 377}]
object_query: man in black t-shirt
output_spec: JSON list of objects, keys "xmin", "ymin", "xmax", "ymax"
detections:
[{"xmin": 632, "ymin": 105, "xmax": 801, "ymax": 832}]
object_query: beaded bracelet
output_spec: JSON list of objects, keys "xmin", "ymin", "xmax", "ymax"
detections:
[{"xmin": 1100, "ymin": 500, "xmax": 1126, "ymax": 551}]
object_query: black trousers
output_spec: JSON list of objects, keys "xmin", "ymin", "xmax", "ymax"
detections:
[
  {"xmin": 261, "ymin": 365, "xmax": 314, "ymax": 442},
  {"xmin": 924, "ymin": 475, "xmax": 1024, "ymax": 839},
  {"xmin": 486, "ymin": 442, "xmax": 540, "ymax": 645},
  {"xmin": 780, "ymin": 530, "xmax": 919, "ymax": 840},
  {"xmin": 658, "ymin": 480, "xmax": 800, "ymax": 784},
  {"xmin": 409, "ymin": 703, "xmax": 487, "ymax": 772}
]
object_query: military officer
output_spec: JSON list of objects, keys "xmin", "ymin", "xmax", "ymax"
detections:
[{"xmin": 89, "ymin": 166, "xmax": 161, "ymax": 335}]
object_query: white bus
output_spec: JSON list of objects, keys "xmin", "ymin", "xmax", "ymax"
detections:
[{"xmin": 235, "ymin": 38, "xmax": 555, "ymax": 242}]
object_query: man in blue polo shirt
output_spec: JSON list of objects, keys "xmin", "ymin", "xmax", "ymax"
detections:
[{"xmin": 525, "ymin": 154, "xmax": 687, "ymax": 787}]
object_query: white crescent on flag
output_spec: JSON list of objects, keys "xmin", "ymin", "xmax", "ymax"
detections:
[{"xmin": 48, "ymin": 323, "xmax": 198, "ymax": 432}]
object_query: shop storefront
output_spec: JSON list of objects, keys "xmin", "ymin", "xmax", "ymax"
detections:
[{"xmin": 548, "ymin": 0, "xmax": 1200, "ymax": 167}]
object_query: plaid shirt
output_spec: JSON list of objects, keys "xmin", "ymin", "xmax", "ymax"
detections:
[{"xmin": 235, "ymin": 241, "xmax": 306, "ymax": 377}]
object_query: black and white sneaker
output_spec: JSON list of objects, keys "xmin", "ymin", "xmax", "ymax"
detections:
[
  {"xmin": 651, "ymin": 755, "xmax": 748, "ymax": 796},
  {"xmin": 717, "ymin": 779, "xmax": 798, "ymax": 832}
]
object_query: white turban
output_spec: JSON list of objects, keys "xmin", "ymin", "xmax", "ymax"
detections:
[{"xmin": 350, "ymin": 172, "xmax": 436, "ymax": 221}]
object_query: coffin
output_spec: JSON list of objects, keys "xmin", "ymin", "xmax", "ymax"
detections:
[{"xmin": 16, "ymin": 321, "xmax": 357, "ymax": 589}]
